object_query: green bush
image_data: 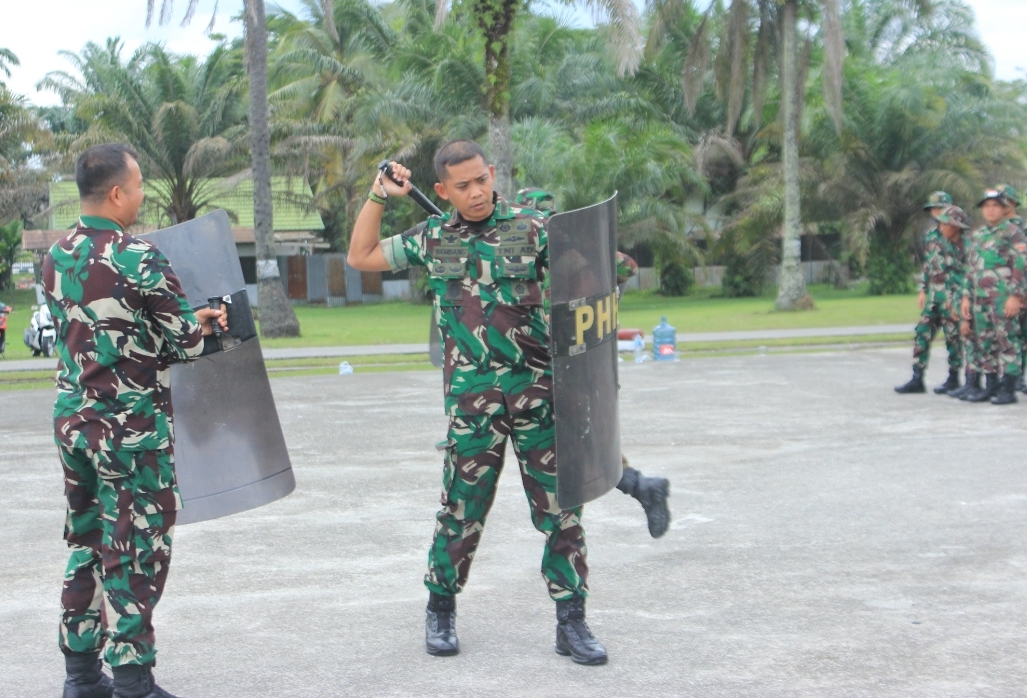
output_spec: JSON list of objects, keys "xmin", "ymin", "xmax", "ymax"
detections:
[
  {"xmin": 720, "ymin": 253, "xmax": 762, "ymax": 298},
  {"xmin": 867, "ymin": 231, "xmax": 914, "ymax": 295},
  {"xmin": 658, "ymin": 260, "xmax": 693, "ymax": 296}
]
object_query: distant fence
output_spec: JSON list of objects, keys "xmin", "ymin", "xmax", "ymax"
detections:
[
  {"xmin": 623, "ymin": 261, "xmax": 839, "ymax": 291},
  {"xmin": 247, "ymin": 253, "xmax": 392, "ymax": 307},
  {"xmin": 247, "ymin": 257, "xmax": 844, "ymax": 305}
]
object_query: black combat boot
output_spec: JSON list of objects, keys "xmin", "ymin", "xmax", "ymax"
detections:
[
  {"xmin": 967, "ymin": 373, "xmax": 1000, "ymax": 403},
  {"xmin": 991, "ymin": 374, "xmax": 1020, "ymax": 405},
  {"xmin": 63, "ymin": 651, "xmax": 113, "ymax": 698},
  {"xmin": 933, "ymin": 369, "xmax": 960, "ymax": 394},
  {"xmin": 425, "ymin": 592, "xmax": 459, "ymax": 656},
  {"xmin": 111, "ymin": 664, "xmax": 181, "ymax": 698},
  {"xmin": 555, "ymin": 597, "xmax": 607, "ymax": 665},
  {"xmin": 894, "ymin": 367, "xmax": 925, "ymax": 393},
  {"xmin": 617, "ymin": 466, "xmax": 671, "ymax": 538},
  {"xmin": 951, "ymin": 370, "xmax": 980, "ymax": 399},
  {"xmin": 1017, "ymin": 374, "xmax": 1027, "ymax": 394}
]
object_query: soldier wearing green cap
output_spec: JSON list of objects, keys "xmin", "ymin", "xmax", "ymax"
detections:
[
  {"xmin": 958, "ymin": 189, "xmax": 1027, "ymax": 404},
  {"xmin": 895, "ymin": 193, "xmax": 964, "ymax": 394}
]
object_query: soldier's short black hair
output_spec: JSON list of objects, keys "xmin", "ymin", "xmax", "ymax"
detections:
[
  {"xmin": 433, "ymin": 140, "xmax": 488, "ymax": 181},
  {"xmin": 76, "ymin": 143, "xmax": 140, "ymax": 203}
]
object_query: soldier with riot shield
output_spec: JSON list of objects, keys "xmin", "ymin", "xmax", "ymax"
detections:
[
  {"xmin": 348, "ymin": 140, "xmax": 609, "ymax": 665},
  {"xmin": 42, "ymin": 144, "xmax": 227, "ymax": 698},
  {"xmin": 516, "ymin": 188, "xmax": 671, "ymax": 538}
]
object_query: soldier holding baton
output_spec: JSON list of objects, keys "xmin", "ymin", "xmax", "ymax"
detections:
[{"xmin": 347, "ymin": 140, "xmax": 608, "ymax": 665}]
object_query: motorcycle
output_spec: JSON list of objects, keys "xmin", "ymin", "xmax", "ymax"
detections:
[
  {"xmin": 0, "ymin": 302, "xmax": 10, "ymax": 356},
  {"xmin": 24, "ymin": 303, "xmax": 56, "ymax": 357}
]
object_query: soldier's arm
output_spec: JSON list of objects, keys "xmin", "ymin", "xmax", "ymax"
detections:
[
  {"xmin": 140, "ymin": 245, "xmax": 207, "ymax": 362},
  {"xmin": 919, "ymin": 236, "xmax": 933, "ymax": 293},
  {"xmin": 348, "ymin": 162, "xmax": 414, "ymax": 272},
  {"xmin": 616, "ymin": 251, "xmax": 639, "ymax": 285}
]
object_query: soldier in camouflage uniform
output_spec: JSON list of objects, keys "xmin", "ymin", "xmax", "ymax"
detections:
[
  {"xmin": 515, "ymin": 187, "xmax": 671, "ymax": 538},
  {"xmin": 895, "ymin": 192, "xmax": 964, "ymax": 394},
  {"xmin": 994, "ymin": 184, "xmax": 1027, "ymax": 393},
  {"xmin": 43, "ymin": 144, "xmax": 225, "ymax": 698},
  {"xmin": 959, "ymin": 188, "xmax": 1027, "ymax": 405},
  {"xmin": 348, "ymin": 141, "xmax": 608, "ymax": 665}
]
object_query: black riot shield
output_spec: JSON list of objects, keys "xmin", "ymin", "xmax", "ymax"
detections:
[
  {"xmin": 140, "ymin": 210, "xmax": 294, "ymax": 525},
  {"xmin": 547, "ymin": 194, "xmax": 622, "ymax": 509}
]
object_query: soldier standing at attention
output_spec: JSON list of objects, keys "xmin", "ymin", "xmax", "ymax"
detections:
[
  {"xmin": 347, "ymin": 141, "xmax": 608, "ymax": 665},
  {"xmin": 959, "ymin": 188, "xmax": 1026, "ymax": 405},
  {"xmin": 994, "ymin": 184, "xmax": 1027, "ymax": 393},
  {"xmin": 515, "ymin": 188, "xmax": 671, "ymax": 538},
  {"xmin": 896, "ymin": 192, "xmax": 963, "ymax": 394},
  {"xmin": 43, "ymin": 143, "xmax": 225, "ymax": 698}
]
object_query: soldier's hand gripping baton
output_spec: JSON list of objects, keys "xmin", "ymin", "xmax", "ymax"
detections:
[
  {"xmin": 207, "ymin": 295, "xmax": 229, "ymax": 337},
  {"xmin": 377, "ymin": 160, "xmax": 443, "ymax": 217}
]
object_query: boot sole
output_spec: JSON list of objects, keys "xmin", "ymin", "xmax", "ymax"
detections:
[
  {"xmin": 426, "ymin": 645, "xmax": 460, "ymax": 657},
  {"xmin": 555, "ymin": 643, "xmax": 608, "ymax": 665}
]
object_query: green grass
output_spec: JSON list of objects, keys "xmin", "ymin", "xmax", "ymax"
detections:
[
  {"xmin": 256, "ymin": 282, "xmax": 920, "ymax": 349},
  {"xmin": 615, "ymin": 283, "xmax": 919, "ymax": 335},
  {"xmin": 2, "ymin": 281, "xmax": 920, "ymax": 364}
]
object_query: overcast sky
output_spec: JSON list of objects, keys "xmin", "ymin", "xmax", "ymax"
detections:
[{"xmin": 1, "ymin": 0, "xmax": 1023, "ymax": 107}]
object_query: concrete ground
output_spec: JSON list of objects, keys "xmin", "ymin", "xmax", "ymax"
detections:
[{"xmin": 3, "ymin": 347, "xmax": 1026, "ymax": 697}]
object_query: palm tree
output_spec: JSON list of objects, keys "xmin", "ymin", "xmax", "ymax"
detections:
[
  {"xmin": 39, "ymin": 40, "xmax": 250, "ymax": 226},
  {"xmin": 0, "ymin": 48, "xmax": 19, "ymax": 88},
  {"xmin": 433, "ymin": 0, "xmax": 642, "ymax": 198},
  {"xmin": 147, "ymin": 0, "xmax": 300, "ymax": 337}
]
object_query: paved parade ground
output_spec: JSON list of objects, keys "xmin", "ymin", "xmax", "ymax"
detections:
[{"xmin": 3, "ymin": 347, "xmax": 1026, "ymax": 697}]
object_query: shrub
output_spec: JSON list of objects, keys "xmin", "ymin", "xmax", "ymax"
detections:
[{"xmin": 658, "ymin": 260, "xmax": 693, "ymax": 296}]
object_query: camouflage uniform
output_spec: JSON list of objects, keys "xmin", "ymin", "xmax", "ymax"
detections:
[
  {"xmin": 962, "ymin": 218, "xmax": 1027, "ymax": 377},
  {"xmin": 380, "ymin": 196, "xmax": 588, "ymax": 601},
  {"xmin": 911, "ymin": 225, "xmax": 962, "ymax": 370},
  {"xmin": 42, "ymin": 215, "xmax": 204, "ymax": 667}
]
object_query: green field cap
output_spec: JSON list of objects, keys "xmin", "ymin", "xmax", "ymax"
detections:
[
  {"xmin": 996, "ymin": 184, "xmax": 1021, "ymax": 207},
  {"xmin": 936, "ymin": 205, "xmax": 970, "ymax": 229},
  {"xmin": 923, "ymin": 191, "xmax": 953, "ymax": 209}
]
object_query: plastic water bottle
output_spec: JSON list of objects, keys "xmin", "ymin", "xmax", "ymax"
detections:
[
  {"xmin": 338, "ymin": 361, "xmax": 354, "ymax": 375},
  {"xmin": 653, "ymin": 316, "xmax": 677, "ymax": 361},
  {"xmin": 633, "ymin": 334, "xmax": 645, "ymax": 363}
]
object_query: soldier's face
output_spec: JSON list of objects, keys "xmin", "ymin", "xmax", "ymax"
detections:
[
  {"xmin": 112, "ymin": 156, "xmax": 145, "ymax": 227},
  {"xmin": 928, "ymin": 206, "xmax": 944, "ymax": 221},
  {"xmin": 940, "ymin": 223, "xmax": 961, "ymax": 240},
  {"xmin": 981, "ymin": 200, "xmax": 1005, "ymax": 225},
  {"xmin": 434, "ymin": 157, "xmax": 496, "ymax": 221}
]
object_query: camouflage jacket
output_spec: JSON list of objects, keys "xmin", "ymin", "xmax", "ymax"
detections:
[
  {"xmin": 962, "ymin": 219, "xmax": 1027, "ymax": 302},
  {"xmin": 919, "ymin": 227, "xmax": 961, "ymax": 308},
  {"xmin": 381, "ymin": 197, "xmax": 552, "ymax": 416},
  {"xmin": 42, "ymin": 216, "xmax": 204, "ymax": 451}
]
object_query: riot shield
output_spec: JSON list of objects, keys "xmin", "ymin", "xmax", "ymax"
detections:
[
  {"xmin": 547, "ymin": 194, "xmax": 622, "ymax": 509},
  {"xmin": 141, "ymin": 210, "xmax": 295, "ymax": 525}
]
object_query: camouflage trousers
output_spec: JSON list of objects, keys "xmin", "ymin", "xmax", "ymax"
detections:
[
  {"xmin": 58, "ymin": 446, "xmax": 181, "ymax": 667},
  {"xmin": 912, "ymin": 305, "xmax": 961, "ymax": 370},
  {"xmin": 425, "ymin": 402, "xmax": 588, "ymax": 601},
  {"xmin": 1020, "ymin": 312, "xmax": 1027, "ymax": 373},
  {"xmin": 972, "ymin": 299, "xmax": 1023, "ymax": 376}
]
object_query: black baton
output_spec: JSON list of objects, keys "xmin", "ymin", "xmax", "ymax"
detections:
[{"xmin": 377, "ymin": 160, "xmax": 444, "ymax": 217}]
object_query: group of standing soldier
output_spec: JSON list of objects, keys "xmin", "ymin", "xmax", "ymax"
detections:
[{"xmin": 896, "ymin": 186, "xmax": 1027, "ymax": 405}]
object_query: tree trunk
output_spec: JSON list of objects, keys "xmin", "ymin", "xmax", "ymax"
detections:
[
  {"xmin": 775, "ymin": 0, "xmax": 812, "ymax": 311},
  {"xmin": 489, "ymin": 114, "xmax": 514, "ymax": 200},
  {"xmin": 245, "ymin": 0, "xmax": 300, "ymax": 337},
  {"xmin": 478, "ymin": 0, "xmax": 516, "ymax": 200}
]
